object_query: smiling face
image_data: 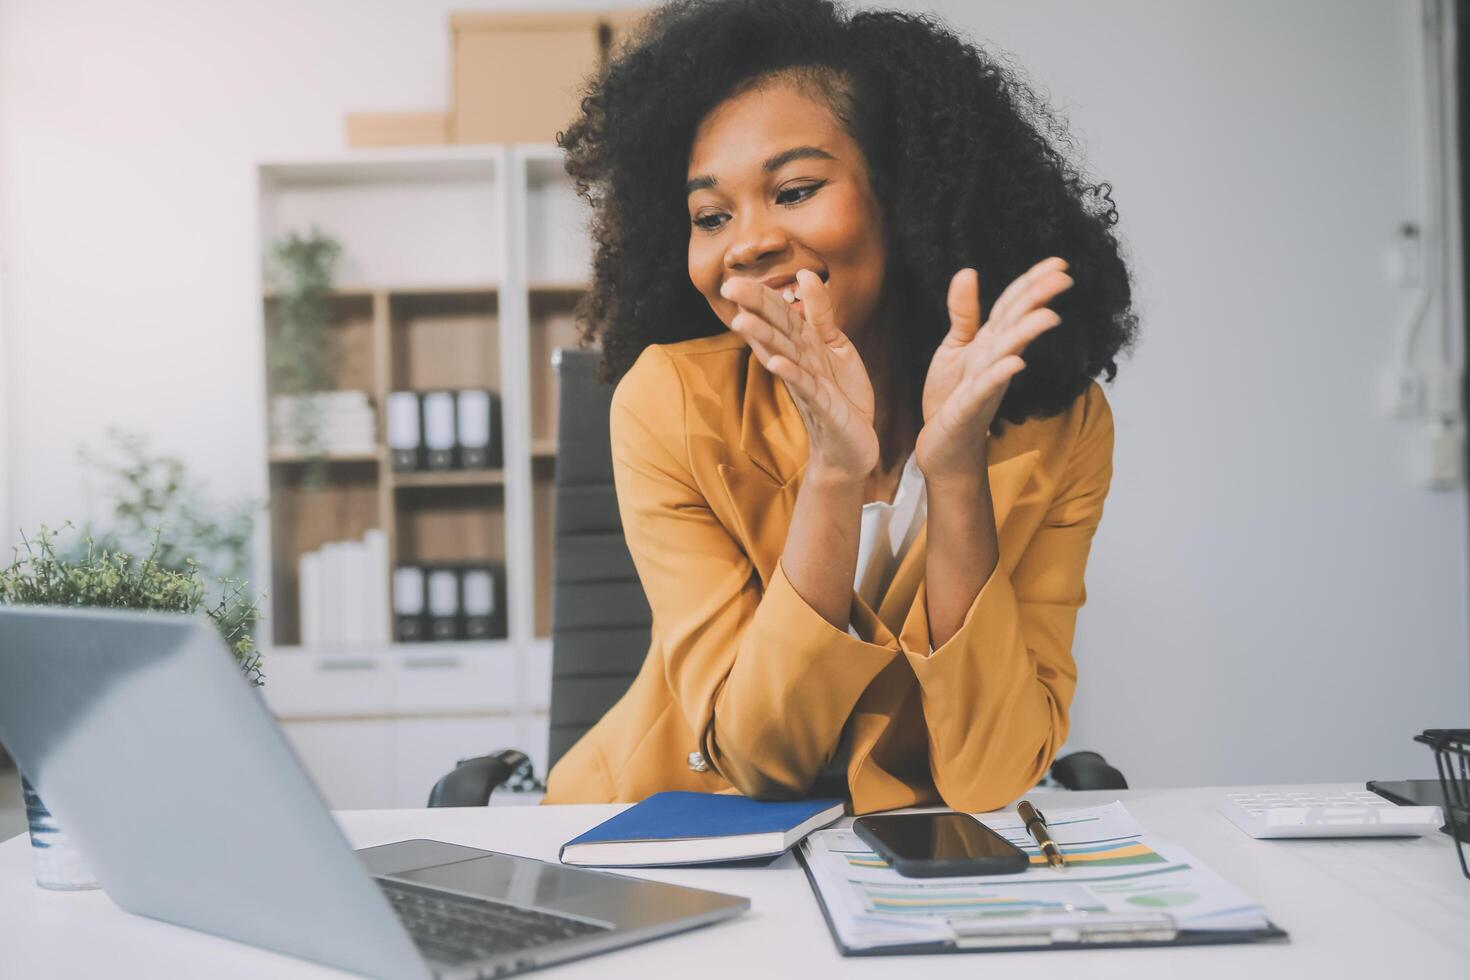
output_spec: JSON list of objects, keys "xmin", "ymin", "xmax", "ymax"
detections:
[{"xmin": 686, "ymin": 74, "xmax": 887, "ymax": 341}]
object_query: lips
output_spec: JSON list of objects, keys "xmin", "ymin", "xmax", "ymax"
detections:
[{"xmin": 757, "ymin": 270, "xmax": 829, "ymax": 291}]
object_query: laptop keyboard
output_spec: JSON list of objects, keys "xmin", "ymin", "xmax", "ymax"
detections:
[{"xmin": 378, "ymin": 876, "xmax": 612, "ymax": 967}]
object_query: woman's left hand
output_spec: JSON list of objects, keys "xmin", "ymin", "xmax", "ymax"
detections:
[{"xmin": 915, "ymin": 258, "xmax": 1073, "ymax": 483}]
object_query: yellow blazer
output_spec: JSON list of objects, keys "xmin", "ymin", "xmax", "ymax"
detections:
[{"xmin": 543, "ymin": 332, "xmax": 1114, "ymax": 814}]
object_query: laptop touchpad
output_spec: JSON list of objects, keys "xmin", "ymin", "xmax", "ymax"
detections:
[{"xmin": 359, "ymin": 838, "xmax": 494, "ymax": 877}]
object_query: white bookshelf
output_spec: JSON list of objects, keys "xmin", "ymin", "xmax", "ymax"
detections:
[{"xmin": 254, "ymin": 145, "xmax": 585, "ymax": 808}]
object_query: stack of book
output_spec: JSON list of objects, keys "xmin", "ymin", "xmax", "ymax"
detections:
[
  {"xmin": 386, "ymin": 390, "xmax": 502, "ymax": 471},
  {"xmin": 297, "ymin": 529, "xmax": 392, "ymax": 647},
  {"xmin": 270, "ymin": 392, "xmax": 377, "ymax": 457}
]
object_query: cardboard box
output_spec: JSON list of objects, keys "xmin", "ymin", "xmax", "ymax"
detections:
[
  {"xmin": 451, "ymin": 12, "xmax": 603, "ymax": 144},
  {"xmin": 345, "ymin": 111, "xmax": 451, "ymax": 148}
]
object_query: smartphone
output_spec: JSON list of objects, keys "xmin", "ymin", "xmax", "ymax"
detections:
[
  {"xmin": 1366, "ymin": 779, "xmax": 1447, "ymax": 809},
  {"xmin": 853, "ymin": 812, "xmax": 1029, "ymax": 878}
]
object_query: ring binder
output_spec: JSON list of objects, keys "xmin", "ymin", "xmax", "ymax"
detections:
[
  {"xmin": 392, "ymin": 566, "xmax": 427, "ymax": 642},
  {"xmin": 947, "ymin": 911, "xmax": 1178, "ymax": 949},
  {"xmin": 387, "ymin": 392, "xmax": 423, "ymax": 472},
  {"xmin": 426, "ymin": 567, "xmax": 462, "ymax": 640},
  {"xmin": 422, "ymin": 392, "xmax": 457, "ymax": 470},
  {"xmin": 456, "ymin": 390, "xmax": 502, "ymax": 470}
]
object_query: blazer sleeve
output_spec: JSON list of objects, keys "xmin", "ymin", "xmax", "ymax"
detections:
[
  {"xmin": 608, "ymin": 346, "xmax": 899, "ymax": 799},
  {"xmin": 895, "ymin": 382, "xmax": 1115, "ymax": 811}
]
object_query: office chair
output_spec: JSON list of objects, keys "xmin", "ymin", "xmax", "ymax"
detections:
[
  {"xmin": 428, "ymin": 348, "xmax": 1125, "ymax": 806},
  {"xmin": 429, "ymin": 348, "xmax": 649, "ymax": 807}
]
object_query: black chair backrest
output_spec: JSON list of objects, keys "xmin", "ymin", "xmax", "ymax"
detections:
[{"xmin": 548, "ymin": 348, "xmax": 653, "ymax": 769}]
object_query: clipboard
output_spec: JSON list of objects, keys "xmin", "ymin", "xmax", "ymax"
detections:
[
  {"xmin": 795, "ymin": 805, "xmax": 1290, "ymax": 958},
  {"xmin": 795, "ymin": 846, "xmax": 1288, "ymax": 955}
]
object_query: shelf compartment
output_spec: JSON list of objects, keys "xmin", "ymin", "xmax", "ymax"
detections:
[
  {"xmin": 394, "ymin": 484, "xmax": 506, "ymax": 566},
  {"xmin": 264, "ymin": 292, "xmax": 377, "ymax": 396},
  {"xmin": 260, "ymin": 153, "xmax": 503, "ymax": 289},
  {"xmin": 268, "ymin": 460, "xmax": 381, "ymax": 646},
  {"xmin": 525, "ymin": 154, "xmax": 591, "ymax": 285},
  {"xmin": 389, "ymin": 290, "xmax": 501, "ymax": 392}
]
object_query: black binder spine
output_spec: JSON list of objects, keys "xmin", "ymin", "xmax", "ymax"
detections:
[
  {"xmin": 461, "ymin": 563, "xmax": 507, "ymax": 640},
  {"xmin": 487, "ymin": 393, "xmax": 503, "ymax": 469},
  {"xmin": 422, "ymin": 392, "xmax": 457, "ymax": 471},
  {"xmin": 455, "ymin": 390, "xmax": 501, "ymax": 471},
  {"xmin": 386, "ymin": 392, "xmax": 423, "ymax": 473},
  {"xmin": 426, "ymin": 566, "xmax": 462, "ymax": 641},
  {"xmin": 392, "ymin": 566, "xmax": 426, "ymax": 642}
]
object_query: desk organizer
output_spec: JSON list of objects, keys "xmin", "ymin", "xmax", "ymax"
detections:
[{"xmin": 1415, "ymin": 728, "xmax": 1470, "ymax": 880}]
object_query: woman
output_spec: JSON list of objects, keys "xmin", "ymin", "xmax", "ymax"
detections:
[{"xmin": 543, "ymin": 0, "xmax": 1137, "ymax": 814}]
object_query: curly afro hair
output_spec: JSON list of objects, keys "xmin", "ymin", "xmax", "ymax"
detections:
[{"xmin": 559, "ymin": 0, "xmax": 1138, "ymax": 437}]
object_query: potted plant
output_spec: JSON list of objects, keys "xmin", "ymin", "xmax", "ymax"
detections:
[
  {"xmin": 0, "ymin": 524, "xmax": 263, "ymax": 889},
  {"xmin": 266, "ymin": 227, "xmax": 344, "ymax": 485}
]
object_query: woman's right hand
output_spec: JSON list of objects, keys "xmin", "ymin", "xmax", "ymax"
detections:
[{"xmin": 722, "ymin": 269, "xmax": 878, "ymax": 481}]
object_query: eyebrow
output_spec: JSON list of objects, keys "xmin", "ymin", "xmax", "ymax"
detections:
[{"xmin": 686, "ymin": 146, "xmax": 837, "ymax": 195}]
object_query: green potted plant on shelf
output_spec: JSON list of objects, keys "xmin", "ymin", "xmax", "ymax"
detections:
[
  {"xmin": 0, "ymin": 524, "xmax": 264, "ymax": 890},
  {"xmin": 266, "ymin": 227, "xmax": 344, "ymax": 485}
]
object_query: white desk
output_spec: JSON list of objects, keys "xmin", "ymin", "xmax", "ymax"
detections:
[{"xmin": 1, "ymin": 784, "xmax": 1466, "ymax": 978}]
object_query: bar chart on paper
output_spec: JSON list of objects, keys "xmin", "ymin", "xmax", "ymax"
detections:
[
  {"xmin": 855, "ymin": 874, "xmax": 1104, "ymax": 917},
  {"xmin": 993, "ymin": 813, "xmax": 1169, "ymax": 868},
  {"xmin": 832, "ymin": 832, "xmax": 1189, "ymax": 918}
]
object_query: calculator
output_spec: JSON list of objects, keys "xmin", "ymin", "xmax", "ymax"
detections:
[{"xmin": 1216, "ymin": 789, "xmax": 1442, "ymax": 839}]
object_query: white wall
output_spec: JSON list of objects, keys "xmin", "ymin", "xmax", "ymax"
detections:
[
  {"xmin": 1, "ymin": 0, "xmax": 1465, "ymax": 787},
  {"xmin": 0, "ymin": 238, "xmax": 9, "ymax": 548},
  {"xmin": 0, "ymin": 0, "xmax": 611, "ymax": 534},
  {"xmin": 913, "ymin": 0, "xmax": 1470, "ymax": 785},
  {"xmin": 0, "ymin": 60, "xmax": 9, "ymax": 547}
]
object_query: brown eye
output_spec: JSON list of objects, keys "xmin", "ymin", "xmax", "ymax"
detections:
[{"xmin": 776, "ymin": 181, "xmax": 825, "ymax": 206}]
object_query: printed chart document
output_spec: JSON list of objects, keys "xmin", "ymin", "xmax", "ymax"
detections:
[{"xmin": 799, "ymin": 802, "xmax": 1279, "ymax": 953}]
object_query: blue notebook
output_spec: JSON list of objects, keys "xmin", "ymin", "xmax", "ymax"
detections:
[{"xmin": 559, "ymin": 792, "xmax": 846, "ymax": 867}]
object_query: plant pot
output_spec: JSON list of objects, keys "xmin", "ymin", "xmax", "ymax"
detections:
[{"xmin": 21, "ymin": 775, "xmax": 98, "ymax": 891}]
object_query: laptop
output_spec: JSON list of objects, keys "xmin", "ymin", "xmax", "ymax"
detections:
[{"xmin": 0, "ymin": 606, "xmax": 748, "ymax": 979}]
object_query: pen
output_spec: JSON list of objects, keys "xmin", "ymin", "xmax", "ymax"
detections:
[{"xmin": 1017, "ymin": 800, "xmax": 1066, "ymax": 870}]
